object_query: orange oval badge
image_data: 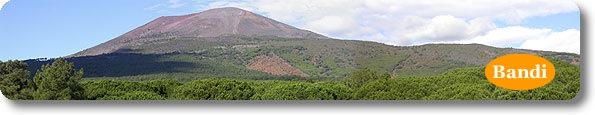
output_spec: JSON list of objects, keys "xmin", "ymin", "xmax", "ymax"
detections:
[{"xmin": 485, "ymin": 54, "xmax": 555, "ymax": 90}]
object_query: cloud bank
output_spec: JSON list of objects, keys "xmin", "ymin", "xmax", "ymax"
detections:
[
  {"xmin": 0, "ymin": 0, "xmax": 9, "ymax": 11},
  {"xmin": 191, "ymin": 0, "xmax": 580, "ymax": 54}
]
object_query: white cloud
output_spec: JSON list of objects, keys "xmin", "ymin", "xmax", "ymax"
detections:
[
  {"xmin": 446, "ymin": 26, "xmax": 552, "ymax": 47},
  {"xmin": 305, "ymin": 15, "xmax": 357, "ymax": 36},
  {"xmin": 398, "ymin": 15, "xmax": 497, "ymax": 45},
  {"xmin": 0, "ymin": 0, "xmax": 9, "ymax": 11},
  {"xmin": 167, "ymin": 0, "xmax": 185, "ymax": 8},
  {"xmin": 435, "ymin": 27, "xmax": 580, "ymax": 54},
  {"xmin": 197, "ymin": 0, "xmax": 579, "ymax": 54},
  {"xmin": 145, "ymin": 0, "xmax": 191, "ymax": 12},
  {"xmin": 201, "ymin": 0, "xmax": 577, "ymax": 26},
  {"xmin": 520, "ymin": 29, "xmax": 580, "ymax": 54}
]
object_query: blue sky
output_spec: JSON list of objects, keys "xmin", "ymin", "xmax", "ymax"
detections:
[
  {"xmin": 0, "ymin": 0, "xmax": 580, "ymax": 61},
  {"xmin": 520, "ymin": 12, "xmax": 580, "ymax": 31}
]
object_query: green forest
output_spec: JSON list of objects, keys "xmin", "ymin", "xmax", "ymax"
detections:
[{"xmin": 0, "ymin": 58, "xmax": 580, "ymax": 100}]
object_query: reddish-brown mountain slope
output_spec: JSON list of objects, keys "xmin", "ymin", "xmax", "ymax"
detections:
[
  {"xmin": 247, "ymin": 52, "xmax": 310, "ymax": 77},
  {"xmin": 72, "ymin": 7, "xmax": 329, "ymax": 57}
]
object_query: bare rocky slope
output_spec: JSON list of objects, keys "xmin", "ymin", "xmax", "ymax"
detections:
[{"xmin": 247, "ymin": 52, "xmax": 309, "ymax": 77}]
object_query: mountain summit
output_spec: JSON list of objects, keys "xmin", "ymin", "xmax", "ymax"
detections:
[{"xmin": 73, "ymin": 7, "xmax": 329, "ymax": 57}]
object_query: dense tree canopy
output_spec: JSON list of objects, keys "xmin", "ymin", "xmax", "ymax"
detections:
[
  {"xmin": 252, "ymin": 81, "xmax": 351, "ymax": 100},
  {"xmin": 33, "ymin": 58, "xmax": 84, "ymax": 100},
  {"xmin": 353, "ymin": 59, "xmax": 579, "ymax": 100},
  {"xmin": 171, "ymin": 79, "xmax": 254, "ymax": 100},
  {"xmin": 0, "ymin": 58, "xmax": 581, "ymax": 100},
  {"xmin": 80, "ymin": 80, "xmax": 160, "ymax": 100},
  {"xmin": 0, "ymin": 61, "xmax": 35, "ymax": 100},
  {"xmin": 99, "ymin": 91, "xmax": 165, "ymax": 100},
  {"xmin": 345, "ymin": 68, "xmax": 390, "ymax": 88}
]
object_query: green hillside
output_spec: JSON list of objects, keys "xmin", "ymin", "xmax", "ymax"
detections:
[{"xmin": 25, "ymin": 35, "xmax": 580, "ymax": 81}]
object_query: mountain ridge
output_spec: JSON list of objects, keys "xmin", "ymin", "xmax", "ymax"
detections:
[
  {"xmin": 72, "ymin": 7, "xmax": 329, "ymax": 57},
  {"xmin": 24, "ymin": 7, "xmax": 579, "ymax": 81}
]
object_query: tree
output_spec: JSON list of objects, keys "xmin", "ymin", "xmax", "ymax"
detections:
[
  {"xmin": 142, "ymin": 79, "xmax": 182, "ymax": 98},
  {"xmin": 0, "ymin": 61, "xmax": 35, "ymax": 100},
  {"xmin": 423, "ymin": 83, "xmax": 494, "ymax": 100},
  {"xmin": 99, "ymin": 91, "xmax": 164, "ymax": 100},
  {"xmin": 0, "ymin": 60, "xmax": 28, "ymax": 74},
  {"xmin": 33, "ymin": 58, "xmax": 84, "ymax": 100},
  {"xmin": 80, "ymin": 80, "xmax": 156, "ymax": 100},
  {"xmin": 171, "ymin": 79, "xmax": 254, "ymax": 100},
  {"xmin": 314, "ymin": 82, "xmax": 352, "ymax": 100},
  {"xmin": 256, "ymin": 82, "xmax": 327, "ymax": 100},
  {"xmin": 345, "ymin": 68, "xmax": 390, "ymax": 88},
  {"xmin": 252, "ymin": 82, "xmax": 351, "ymax": 100},
  {"xmin": 352, "ymin": 78, "xmax": 435, "ymax": 100}
]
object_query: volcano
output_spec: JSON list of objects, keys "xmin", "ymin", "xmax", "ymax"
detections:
[
  {"xmin": 72, "ymin": 7, "xmax": 328, "ymax": 57},
  {"xmin": 25, "ymin": 7, "xmax": 579, "ymax": 80}
]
